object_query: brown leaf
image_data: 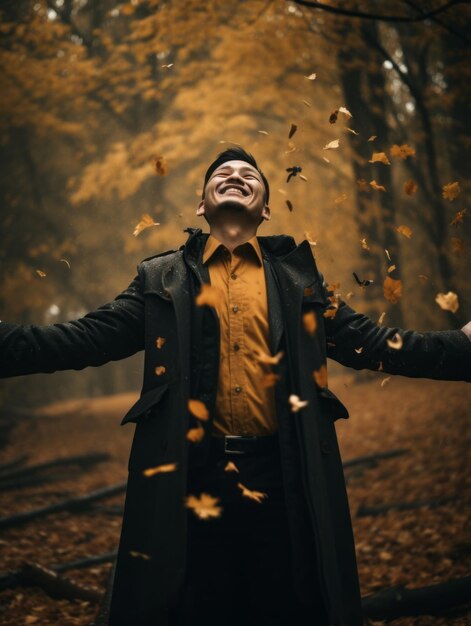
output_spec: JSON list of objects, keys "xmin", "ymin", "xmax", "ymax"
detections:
[
  {"xmin": 143, "ymin": 462, "xmax": 177, "ymax": 477},
  {"xmin": 404, "ymin": 179, "xmax": 418, "ymax": 195},
  {"xmin": 286, "ymin": 199, "xmax": 294, "ymax": 212},
  {"xmin": 369, "ymin": 180, "xmax": 386, "ymax": 192},
  {"xmin": 186, "ymin": 493, "xmax": 222, "ymax": 520},
  {"xmin": 435, "ymin": 291, "xmax": 459, "ymax": 313},
  {"xmin": 186, "ymin": 424, "xmax": 205, "ymax": 443},
  {"xmin": 383, "ymin": 276, "xmax": 403, "ymax": 304},
  {"xmin": 387, "ymin": 265, "xmax": 396, "ymax": 273},
  {"xmin": 289, "ymin": 394, "xmax": 309, "ymax": 412},
  {"xmin": 153, "ymin": 155, "xmax": 168, "ymax": 176},
  {"xmin": 238, "ymin": 482, "xmax": 268, "ymax": 503},
  {"xmin": 386, "ymin": 333, "xmax": 403, "ymax": 350},
  {"xmin": 368, "ymin": 135, "xmax": 377, "ymax": 142},
  {"xmin": 396, "ymin": 225, "xmax": 412, "ymax": 239},
  {"xmin": 442, "ymin": 181, "xmax": 460, "ymax": 201},
  {"xmin": 360, "ymin": 237, "xmax": 370, "ymax": 251},
  {"xmin": 346, "ymin": 128, "xmax": 359, "ymax": 135},
  {"xmin": 313, "ymin": 364, "xmax": 328, "ymax": 388},
  {"xmin": 260, "ymin": 373, "xmax": 280, "ymax": 388},
  {"xmin": 156, "ymin": 337, "xmax": 166, "ymax": 349},
  {"xmin": 302, "ymin": 311, "xmax": 317, "ymax": 336},
  {"xmin": 36, "ymin": 270, "xmax": 46, "ymax": 278},
  {"xmin": 195, "ymin": 284, "xmax": 224, "ymax": 310},
  {"xmin": 369, "ymin": 152, "xmax": 390, "ymax": 165},
  {"xmin": 133, "ymin": 214, "xmax": 160, "ymax": 237},
  {"xmin": 323, "ymin": 139, "xmax": 339, "ymax": 150},
  {"xmin": 338, "ymin": 106, "xmax": 352, "ymax": 119},
  {"xmin": 329, "ymin": 110, "xmax": 339, "ymax": 124},
  {"xmin": 253, "ymin": 349, "xmax": 284, "ymax": 365},
  {"xmin": 155, "ymin": 365, "xmax": 166, "ymax": 376},
  {"xmin": 188, "ymin": 399, "xmax": 209, "ymax": 421},
  {"xmin": 450, "ymin": 208, "xmax": 467, "ymax": 227},
  {"xmin": 224, "ymin": 461, "xmax": 239, "ymax": 473},
  {"xmin": 161, "ymin": 63, "xmax": 173, "ymax": 69},
  {"xmin": 288, "ymin": 123, "xmax": 298, "ymax": 138},
  {"xmin": 390, "ymin": 144, "xmax": 415, "ymax": 160}
]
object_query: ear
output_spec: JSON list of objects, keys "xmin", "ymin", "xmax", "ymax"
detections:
[
  {"xmin": 261, "ymin": 203, "xmax": 271, "ymax": 221},
  {"xmin": 196, "ymin": 199, "xmax": 206, "ymax": 217}
]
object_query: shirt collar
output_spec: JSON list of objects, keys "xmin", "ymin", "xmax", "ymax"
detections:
[{"xmin": 203, "ymin": 234, "xmax": 263, "ymax": 266}]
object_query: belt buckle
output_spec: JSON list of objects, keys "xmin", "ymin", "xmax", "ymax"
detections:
[{"xmin": 224, "ymin": 435, "xmax": 247, "ymax": 455}]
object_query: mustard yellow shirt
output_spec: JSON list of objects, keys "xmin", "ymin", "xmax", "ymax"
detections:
[{"xmin": 203, "ymin": 235, "xmax": 278, "ymax": 436}]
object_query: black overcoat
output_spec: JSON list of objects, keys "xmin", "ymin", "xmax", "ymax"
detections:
[{"xmin": 1, "ymin": 228, "xmax": 470, "ymax": 626}]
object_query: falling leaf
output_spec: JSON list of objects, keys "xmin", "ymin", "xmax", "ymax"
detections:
[
  {"xmin": 339, "ymin": 106, "xmax": 352, "ymax": 119},
  {"xmin": 60, "ymin": 258, "xmax": 71, "ymax": 269},
  {"xmin": 36, "ymin": 270, "xmax": 46, "ymax": 278},
  {"xmin": 195, "ymin": 284, "xmax": 224, "ymax": 310},
  {"xmin": 224, "ymin": 461, "xmax": 239, "ymax": 473},
  {"xmin": 288, "ymin": 123, "xmax": 298, "ymax": 138},
  {"xmin": 346, "ymin": 291, "xmax": 354, "ymax": 300},
  {"xmin": 386, "ymin": 333, "xmax": 403, "ymax": 350},
  {"xmin": 186, "ymin": 493, "xmax": 222, "ymax": 520},
  {"xmin": 188, "ymin": 399, "xmax": 209, "ymax": 421},
  {"xmin": 285, "ymin": 141, "xmax": 297, "ymax": 154},
  {"xmin": 329, "ymin": 110, "xmax": 339, "ymax": 124},
  {"xmin": 387, "ymin": 265, "xmax": 396, "ymax": 273},
  {"xmin": 390, "ymin": 144, "xmax": 415, "ymax": 160},
  {"xmin": 303, "ymin": 99, "xmax": 312, "ymax": 107},
  {"xmin": 304, "ymin": 231, "xmax": 318, "ymax": 246},
  {"xmin": 302, "ymin": 311, "xmax": 317, "ymax": 336},
  {"xmin": 418, "ymin": 274, "xmax": 429, "ymax": 283},
  {"xmin": 354, "ymin": 347, "xmax": 363, "ymax": 354},
  {"xmin": 25, "ymin": 617, "xmax": 39, "ymax": 625},
  {"xmin": 383, "ymin": 276, "xmax": 403, "ymax": 304},
  {"xmin": 334, "ymin": 193, "xmax": 348, "ymax": 204},
  {"xmin": 357, "ymin": 179, "xmax": 369, "ymax": 192},
  {"xmin": 238, "ymin": 482, "xmax": 268, "ymax": 503},
  {"xmin": 451, "ymin": 237, "xmax": 464, "ymax": 255},
  {"xmin": 385, "ymin": 249, "xmax": 392, "ymax": 261},
  {"xmin": 369, "ymin": 152, "xmax": 390, "ymax": 165},
  {"xmin": 304, "ymin": 286, "xmax": 314, "ymax": 296},
  {"xmin": 120, "ymin": 4, "xmax": 136, "ymax": 16},
  {"xmin": 289, "ymin": 394, "xmax": 309, "ymax": 412},
  {"xmin": 286, "ymin": 199, "xmax": 294, "ymax": 212},
  {"xmin": 404, "ymin": 179, "xmax": 418, "ymax": 195},
  {"xmin": 257, "ymin": 130, "xmax": 269, "ymax": 135},
  {"xmin": 133, "ymin": 214, "xmax": 160, "ymax": 237},
  {"xmin": 313, "ymin": 364, "xmax": 328, "ymax": 388},
  {"xmin": 435, "ymin": 291, "xmax": 459, "ymax": 313},
  {"xmin": 322, "ymin": 157, "xmax": 330, "ymax": 164},
  {"xmin": 253, "ymin": 349, "xmax": 284, "ymax": 364},
  {"xmin": 161, "ymin": 63, "xmax": 173, "ymax": 69},
  {"xmin": 153, "ymin": 156, "xmax": 168, "ymax": 176},
  {"xmin": 360, "ymin": 237, "xmax": 370, "ymax": 251},
  {"xmin": 396, "ymin": 225, "xmax": 413, "ymax": 239},
  {"xmin": 299, "ymin": 174, "xmax": 308, "ymax": 182},
  {"xmin": 378, "ymin": 312, "xmax": 386, "ymax": 325},
  {"xmin": 155, "ymin": 365, "xmax": 166, "ymax": 376},
  {"xmin": 143, "ymin": 463, "xmax": 177, "ymax": 477},
  {"xmin": 156, "ymin": 337, "xmax": 166, "ymax": 349},
  {"xmin": 381, "ymin": 376, "xmax": 391, "ymax": 388},
  {"xmin": 260, "ymin": 373, "xmax": 280, "ymax": 388},
  {"xmin": 379, "ymin": 550, "xmax": 393, "ymax": 561},
  {"xmin": 277, "ymin": 188, "xmax": 287, "ymax": 195},
  {"xmin": 442, "ymin": 181, "xmax": 460, "ymax": 201},
  {"xmin": 186, "ymin": 424, "xmax": 205, "ymax": 443},
  {"xmin": 369, "ymin": 180, "xmax": 386, "ymax": 192},
  {"xmin": 323, "ymin": 139, "xmax": 339, "ymax": 150},
  {"xmin": 305, "ymin": 73, "xmax": 317, "ymax": 80},
  {"xmin": 129, "ymin": 550, "xmax": 151, "ymax": 560},
  {"xmin": 368, "ymin": 135, "xmax": 377, "ymax": 142},
  {"xmin": 378, "ymin": 362, "xmax": 384, "ymax": 372},
  {"xmin": 450, "ymin": 208, "xmax": 467, "ymax": 227}
]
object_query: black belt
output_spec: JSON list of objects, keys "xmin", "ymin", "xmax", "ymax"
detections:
[{"xmin": 209, "ymin": 434, "xmax": 279, "ymax": 456}]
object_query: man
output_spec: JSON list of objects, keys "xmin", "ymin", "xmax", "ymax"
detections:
[{"xmin": 1, "ymin": 147, "xmax": 470, "ymax": 626}]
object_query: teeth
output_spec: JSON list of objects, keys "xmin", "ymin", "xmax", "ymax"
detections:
[{"xmin": 223, "ymin": 187, "xmax": 245, "ymax": 196}]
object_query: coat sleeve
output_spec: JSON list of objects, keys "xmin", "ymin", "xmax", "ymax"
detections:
[
  {"xmin": 0, "ymin": 272, "xmax": 145, "ymax": 379},
  {"xmin": 320, "ymin": 278, "xmax": 471, "ymax": 382}
]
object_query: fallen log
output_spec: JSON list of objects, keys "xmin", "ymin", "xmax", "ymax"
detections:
[
  {"xmin": 0, "ymin": 482, "xmax": 126, "ymax": 530},
  {"xmin": 20, "ymin": 562, "xmax": 102, "ymax": 601},
  {"xmin": 0, "ymin": 452, "xmax": 110, "ymax": 483},
  {"xmin": 357, "ymin": 496, "xmax": 456, "ymax": 517},
  {"xmin": 343, "ymin": 448, "xmax": 408, "ymax": 469},
  {"xmin": 362, "ymin": 576, "xmax": 471, "ymax": 619}
]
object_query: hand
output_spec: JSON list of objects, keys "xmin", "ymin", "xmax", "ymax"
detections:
[{"xmin": 461, "ymin": 321, "xmax": 471, "ymax": 342}]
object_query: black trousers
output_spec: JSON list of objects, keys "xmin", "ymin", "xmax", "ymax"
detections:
[{"xmin": 174, "ymin": 441, "xmax": 329, "ymax": 626}]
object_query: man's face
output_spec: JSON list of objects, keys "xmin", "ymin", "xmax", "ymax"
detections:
[{"xmin": 197, "ymin": 160, "xmax": 270, "ymax": 226}]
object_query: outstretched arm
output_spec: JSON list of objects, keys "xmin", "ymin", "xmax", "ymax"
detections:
[
  {"xmin": 0, "ymin": 273, "xmax": 144, "ymax": 379},
  {"xmin": 322, "ymin": 284, "xmax": 471, "ymax": 382}
]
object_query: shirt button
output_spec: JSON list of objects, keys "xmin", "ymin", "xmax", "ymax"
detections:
[
  {"xmin": 232, "ymin": 306, "xmax": 239, "ymax": 313},
  {"xmin": 233, "ymin": 343, "xmax": 240, "ymax": 351},
  {"xmin": 230, "ymin": 272, "xmax": 237, "ymax": 280},
  {"xmin": 234, "ymin": 386, "xmax": 242, "ymax": 393}
]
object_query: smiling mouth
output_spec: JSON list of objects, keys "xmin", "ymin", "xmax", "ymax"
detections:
[{"xmin": 219, "ymin": 185, "xmax": 249, "ymax": 197}]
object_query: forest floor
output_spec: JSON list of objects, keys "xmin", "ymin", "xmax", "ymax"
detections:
[{"xmin": 0, "ymin": 374, "xmax": 470, "ymax": 626}]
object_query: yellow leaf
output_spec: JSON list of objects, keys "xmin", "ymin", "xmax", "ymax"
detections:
[
  {"xmin": 253, "ymin": 349, "xmax": 284, "ymax": 365},
  {"xmin": 313, "ymin": 364, "xmax": 328, "ymax": 388},
  {"xmin": 155, "ymin": 365, "xmax": 166, "ymax": 376},
  {"xmin": 186, "ymin": 424, "xmax": 205, "ymax": 443},
  {"xmin": 435, "ymin": 291, "xmax": 459, "ymax": 313},
  {"xmin": 390, "ymin": 144, "xmax": 415, "ymax": 159},
  {"xmin": 304, "ymin": 73, "xmax": 317, "ymax": 80},
  {"xmin": 299, "ymin": 174, "xmax": 308, "ymax": 182},
  {"xmin": 404, "ymin": 179, "xmax": 418, "ymax": 196},
  {"xmin": 304, "ymin": 231, "xmax": 318, "ymax": 246},
  {"xmin": 360, "ymin": 237, "xmax": 370, "ymax": 251},
  {"xmin": 369, "ymin": 152, "xmax": 390, "ymax": 165},
  {"xmin": 369, "ymin": 180, "xmax": 386, "ymax": 192},
  {"xmin": 383, "ymin": 276, "xmax": 403, "ymax": 304},
  {"xmin": 387, "ymin": 265, "xmax": 396, "ymax": 273},
  {"xmin": 224, "ymin": 461, "xmax": 239, "ymax": 473},
  {"xmin": 396, "ymin": 225, "xmax": 413, "ymax": 239},
  {"xmin": 156, "ymin": 337, "xmax": 166, "ymax": 349},
  {"xmin": 346, "ymin": 128, "xmax": 359, "ymax": 135},
  {"xmin": 238, "ymin": 482, "xmax": 268, "ymax": 503},
  {"xmin": 188, "ymin": 399, "xmax": 209, "ymax": 421},
  {"xmin": 442, "ymin": 181, "xmax": 460, "ymax": 201},
  {"xmin": 323, "ymin": 139, "xmax": 339, "ymax": 150},
  {"xmin": 302, "ymin": 311, "xmax": 317, "ymax": 336},
  {"xmin": 289, "ymin": 394, "xmax": 309, "ymax": 412},
  {"xmin": 386, "ymin": 333, "xmax": 403, "ymax": 350},
  {"xmin": 133, "ymin": 214, "xmax": 160, "ymax": 237},
  {"xmin": 378, "ymin": 311, "xmax": 386, "ymax": 325},
  {"xmin": 143, "ymin": 463, "xmax": 177, "ymax": 477},
  {"xmin": 338, "ymin": 106, "xmax": 352, "ymax": 119},
  {"xmin": 186, "ymin": 493, "xmax": 222, "ymax": 520}
]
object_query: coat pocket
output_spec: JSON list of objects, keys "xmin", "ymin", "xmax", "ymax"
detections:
[
  {"xmin": 121, "ymin": 384, "xmax": 169, "ymax": 425},
  {"xmin": 318, "ymin": 387, "xmax": 349, "ymax": 421}
]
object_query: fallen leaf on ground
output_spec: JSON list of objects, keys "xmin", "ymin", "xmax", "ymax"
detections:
[
  {"xmin": 289, "ymin": 394, "xmax": 309, "ymax": 412},
  {"xmin": 383, "ymin": 276, "xmax": 403, "ymax": 304},
  {"xmin": 186, "ymin": 493, "xmax": 222, "ymax": 520},
  {"xmin": 143, "ymin": 463, "xmax": 177, "ymax": 477},
  {"xmin": 238, "ymin": 482, "xmax": 268, "ymax": 503},
  {"xmin": 435, "ymin": 291, "xmax": 459, "ymax": 313},
  {"xmin": 369, "ymin": 152, "xmax": 390, "ymax": 165},
  {"xmin": 386, "ymin": 333, "xmax": 403, "ymax": 350},
  {"xmin": 346, "ymin": 128, "xmax": 359, "ymax": 135},
  {"xmin": 133, "ymin": 214, "xmax": 160, "ymax": 237},
  {"xmin": 355, "ymin": 347, "xmax": 364, "ymax": 354},
  {"xmin": 299, "ymin": 174, "xmax": 308, "ymax": 181},
  {"xmin": 188, "ymin": 399, "xmax": 209, "ymax": 421},
  {"xmin": 442, "ymin": 181, "xmax": 460, "ymax": 201}
]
